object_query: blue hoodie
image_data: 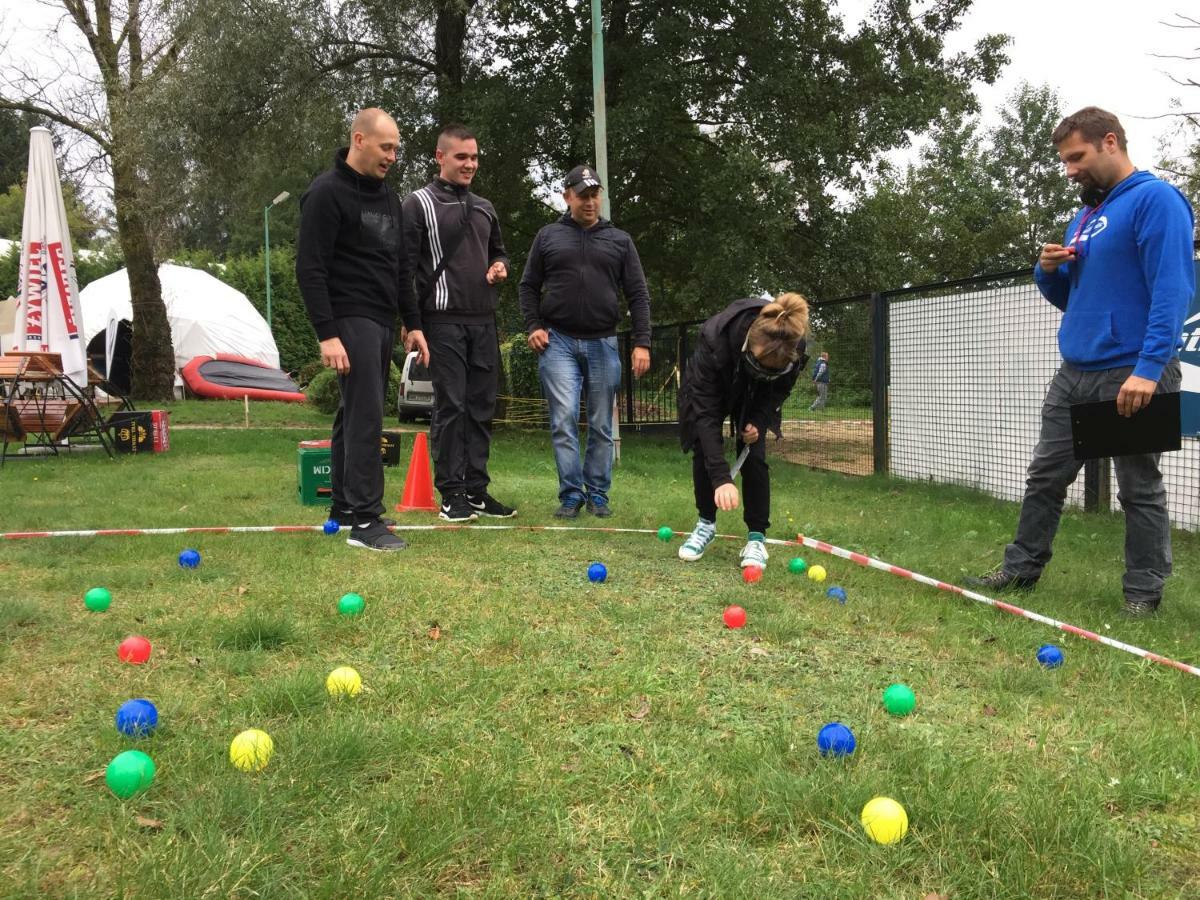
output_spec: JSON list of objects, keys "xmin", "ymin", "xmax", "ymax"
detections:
[{"xmin": 1033, "ymin": 170, "xmax": 1195, "ymax": 382}]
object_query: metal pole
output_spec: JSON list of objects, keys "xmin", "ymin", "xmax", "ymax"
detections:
[
  {"xmin": 263, "ymin": 192, "xmax": 290, "ymax": 331},
  {"xmin": 870, "ymin": 291, "xmax": 889, "ymax": 475},
  {"xmin": 590, "ymin": 0, "xmax": 611, "ymax": 220},
  {"xmin": 263, "ymin": 205, "xmax": 272, "ymax": 329}
]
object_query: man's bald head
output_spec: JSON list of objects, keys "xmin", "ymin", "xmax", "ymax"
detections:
[
  {"xmin": 346, "ymin": 107, "xmax": 400, "ymax": 179},
  {"xmin": 350, "ymin": 108, "xmax": 395, "ymax": 142}
]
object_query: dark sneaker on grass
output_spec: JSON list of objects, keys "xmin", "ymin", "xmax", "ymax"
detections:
[
  {"xmin": 329, "ymin": 507, "xmax": 396, "ymax": 527},
  {"xmin": 586, "ymin": 494, "xmax": 613, "ymax": 518},
  {"xmin": 965, "ymin": 569, "xmax": 1038, "ymax": 592},
  {"xmin": 346, "ymin": 518, "xmax": 407, "ymax": 551},
  {"xmin": 468, "ymin": 492, "xmax": 517, "ymax": 518},
  {"xmin": 1122, "ymin": 598, "xmax": 1161, "ymax": 618},
  {"xmin": 554, "ymin": 496, "xmax": 585, "ymax": 519},
  {"xmin": 439, "ymin": 494, "xmax": 479, "ymax": 523}
]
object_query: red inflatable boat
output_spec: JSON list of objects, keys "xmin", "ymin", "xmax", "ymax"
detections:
[{"xmin": 181, "ymin": 354, "xmax": 307, "ymax": 403}]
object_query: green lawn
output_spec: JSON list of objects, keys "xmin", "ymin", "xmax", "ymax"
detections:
[{"xmin": 2, "ymin": 408, "xmax": 1199, "ymax": 897}]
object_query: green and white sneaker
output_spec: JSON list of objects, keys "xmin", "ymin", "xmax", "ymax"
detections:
[
  {"xmin": 739, "ymin": 535, "xmax": 769, "ymax": 569},
  {"xmin": 679, "ymin": 519, "xmax": 717, "ymax": 561}
]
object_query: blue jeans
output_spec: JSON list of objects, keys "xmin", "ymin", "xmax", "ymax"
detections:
[{"xmin": 538, "ymin": 331, "xmax": 622, "ymax": 503}]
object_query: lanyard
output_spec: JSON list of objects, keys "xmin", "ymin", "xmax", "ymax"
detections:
[{"xmin": 1069, "ymin": 202, "xmax": 1104, "ymax": 248}]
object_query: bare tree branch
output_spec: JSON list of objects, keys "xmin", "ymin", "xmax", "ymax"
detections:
[{"xmin": 0, "ymin": 97, "xmax": 111, "ymax": 150}]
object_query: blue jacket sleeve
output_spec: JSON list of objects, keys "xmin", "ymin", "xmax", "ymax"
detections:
[
  {"xmin": 1132, "ymin": 186, "xmax": 1196, "ymax": 382},
  {"xmin": 1033, "ymin": 261, "xmax": 1071, "ymax": 312}
]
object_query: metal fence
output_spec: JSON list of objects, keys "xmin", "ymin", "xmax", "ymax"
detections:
[{"xmin": 616, "ymin": 244, "xmax": 1200, "ymax": 531}]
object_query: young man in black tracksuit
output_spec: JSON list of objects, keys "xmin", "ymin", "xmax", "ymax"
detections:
[
  {"xmin": 297, "ymin": 108, "xmax": 422, "ymax": 552},
  {"xmin": 401, "ymin": 124, "xmax": 513, "ymax": 523}
]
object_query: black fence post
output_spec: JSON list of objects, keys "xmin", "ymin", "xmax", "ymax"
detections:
[{"xmin": 870, "ymin": 291, "xmax": 889, "ymax": 475}]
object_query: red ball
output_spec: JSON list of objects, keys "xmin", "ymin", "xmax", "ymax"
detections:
[
  {"xmin": 118, "ymin": 635, "xmax": 152, "ymax": 665},
  {"xmin": 723, "ymin": 605, "xmax": 747, "ymax": 629},
  {"xmin": 742, "ymin": 565, "xmax": 763, "ymax": 584}
]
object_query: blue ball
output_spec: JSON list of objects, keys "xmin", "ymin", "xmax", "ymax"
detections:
[
  {"xmin": 587, "ymin": 562, "xmax": 607, "ymax": 583},
  {"xmin": 826, "ymin": 586, "xmax": 847, "ymax": 604},
  {"xmin": 115, "ymin": 699, "xmax": 159, "ymax": 737},
  {"xmin": 322, "ymin": 519, "xmax": 340, "ymax": 535},
  {"xmin": 1037, "ymin": 644, "xmax": 1064, "ymax": 669},
  {"xmin": 178, "ymin": 548, "xmax": 201, "ymax": 569},
  {"xmin": 817, "ymin": 722, "xmax": 856, "ymax": 757}
]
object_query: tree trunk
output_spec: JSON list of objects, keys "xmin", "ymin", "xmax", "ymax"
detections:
[
  {"xmin": 112, "ymin": 154, "xmax": 174, "ymax": 401},
  {"xmin": 433, "ymin": 0, "xmax": 475, "ymax": 122}
]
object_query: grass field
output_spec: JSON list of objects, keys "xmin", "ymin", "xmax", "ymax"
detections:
[{"xmin": 2, "ymin": 408, "xmax": 1199, "ymax": 897}]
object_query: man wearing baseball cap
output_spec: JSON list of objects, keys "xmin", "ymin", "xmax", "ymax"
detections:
[{"xmin": 518, "ymin": 165, "xmax": 652, "ymax": 518}]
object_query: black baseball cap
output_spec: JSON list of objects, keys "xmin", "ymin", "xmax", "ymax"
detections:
[{"xmin": 564, "ymin": 165, "xmax": 602, "ymax": 194}]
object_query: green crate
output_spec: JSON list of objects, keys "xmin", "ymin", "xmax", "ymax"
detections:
[{"xmin": 297, "ymin": 439, "xmax": 333, "ymax": 505}]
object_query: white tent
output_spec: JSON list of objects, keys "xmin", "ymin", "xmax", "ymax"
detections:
[{"xmin": 81, "ymin": 263, "xmax": 280, "ymax": 376}]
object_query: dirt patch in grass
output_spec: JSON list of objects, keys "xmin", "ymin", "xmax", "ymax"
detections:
[{"xmin": 775, "ymin": 418, "xmax": 874, "ymax": 476}]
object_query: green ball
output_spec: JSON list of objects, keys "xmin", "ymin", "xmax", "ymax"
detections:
[
  {"xmin": 338, "ymin": 592, "xmax": 365, "ymax": 617},
  {"xmin": 788, "ymin": 557, "xmax": 808, "ymax": 575},
  {"xmin": 105, "ymin": 749, "xmax": 156, "ymax": 799},
  {"xmin": 84, "ymin": 587, "xmax": 112, "ymax": 612},
  {"xmin": 657, "ymin": 526, "xmax": 674, "ymax": 542},
  {"xmin": 882, "ymin": 683, "xmax": 916, "ymax": 717}
]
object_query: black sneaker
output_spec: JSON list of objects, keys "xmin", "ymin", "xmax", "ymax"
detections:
[
  {"xmin": 346, "ymin": 518, "xmax": 408, "ymax": 551},
  {"xmin": 586, "ymin": 494, "xmax": 613, "ymax": 518},
  {"xmin": 554, "ymin": 496, "xmax": 585, "ymax": 519},
  {"xmin": 467, "ymin": 492, "xmax": 517, "ymax": 518},
  {"xmin": 329, "ymin": 507, "xmax": 396, "ymax": 528},
  {"xmin": 965, "ymin": 569, "xmax": 1039, "ymax": 592},
  {"xmin": 439, "ymin": 494, "xmax": 479, "ymax": 523},
  {"xmin": 1122, "ymin": 597, "xmax": 1161, "ymax": 618}
]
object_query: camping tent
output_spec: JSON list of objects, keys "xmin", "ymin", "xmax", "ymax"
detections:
[{"xmin": 81, "ymin": 263, "xmax": 280, "ymax": 380}]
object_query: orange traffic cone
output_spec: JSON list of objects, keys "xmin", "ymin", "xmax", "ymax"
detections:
[{"xmin": 396, "ymin": 431, "xmax": 437, "ymax": 512}]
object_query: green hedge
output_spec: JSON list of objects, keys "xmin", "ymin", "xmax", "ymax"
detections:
[
  {"xmin": 305, "ymin": 362, "xmax": 401, "ymax": 415},
  {"xmin": 502, "ymin": 337, "xmax": 542, "ymax": 399}
]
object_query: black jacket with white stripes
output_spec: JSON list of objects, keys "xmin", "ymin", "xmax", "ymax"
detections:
[{"xmin": 400, "ymin": 178, "xmax": 508, "ymax": 330}]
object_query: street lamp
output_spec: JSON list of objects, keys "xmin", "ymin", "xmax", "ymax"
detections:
[{"xmin": 263, "ymin": 190, "xmax": 291, "ymax": 328}]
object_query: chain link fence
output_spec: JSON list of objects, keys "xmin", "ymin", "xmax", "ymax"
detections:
[{"xmin": 610, "ymin": 243, "xmax": 1200, "ymax": 531}]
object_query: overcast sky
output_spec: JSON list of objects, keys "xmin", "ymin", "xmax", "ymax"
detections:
[
  {"xmin": 4, "ymin": 0, "xmax": 1198, "ymax": 185},
  {"xmin": 841, "ymin": 0, "xmax": 1198, "ymax": 167}
]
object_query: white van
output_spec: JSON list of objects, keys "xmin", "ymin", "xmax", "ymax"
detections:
[{"xmin": 396, "ymin": 350, "xmax": 434, "ymax": 421}]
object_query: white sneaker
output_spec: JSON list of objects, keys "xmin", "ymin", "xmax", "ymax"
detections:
[
  {"xmin": 678, "ymin": 519, "xmax": 717, "ymax": 561},
  {"xmin": 739, "ymin": 539, "xmax": 769, "ymax": 569}
]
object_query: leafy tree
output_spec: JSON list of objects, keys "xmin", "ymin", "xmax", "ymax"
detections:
[
  {"xmin": 839, "ymin": 82, "xmax": 1078, "ymax": 290},
  {"xmin": 0, "ymin": 0, "xmax": 191, "ymax": 399},
  {"xmin": 0, "ymin": 182, "xmax": 102, "ymax": 248}
]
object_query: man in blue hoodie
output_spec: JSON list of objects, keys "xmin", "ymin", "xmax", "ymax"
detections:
[{"xmin": 969, "ymin": 108, "xmax": 1195, "ymax": 616}]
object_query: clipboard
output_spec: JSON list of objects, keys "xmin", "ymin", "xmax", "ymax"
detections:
[{"xmin": 1070, "ymin": 391, "xmax": 1181, "ymax": 460}]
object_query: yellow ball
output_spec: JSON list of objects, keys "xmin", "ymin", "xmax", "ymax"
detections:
[
  {"xmin": 229, "ymin": 728, "xmax": 274, "ymax": 772},
  {"xmin": 861, "ymin": 796, "xmax": 908, "ymax": 845},
  {"xmin": 326, "ymin": 666, "xmax": 362, "ymax": 697},
  {"xmin": 808, "ymin": 564, "xmax": 827, "ymax": 583}
]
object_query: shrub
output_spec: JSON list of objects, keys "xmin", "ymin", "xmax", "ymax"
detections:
[
  {"xmin": 503, "ymin": 338, "xmax": 542, "ymax": 399},
  {"xmin": 305, "ymin": 368, "xmax": 339, "ymax": 414},
  {"xmin": 305, "ymin": 362, "xmax": 400, "ymax": 415}
]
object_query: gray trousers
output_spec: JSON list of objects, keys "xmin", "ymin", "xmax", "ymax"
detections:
[
  {"xmin": 809, "ymin": 382, "xmax": 828, "ymax": 410},
  {"xmin": 1003, "ymin": 359, "xmax": 1181, "ymax": 602},
  {"xmin": 331, "ymin": 316, "xmax": 394, "ymax": 521}
]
